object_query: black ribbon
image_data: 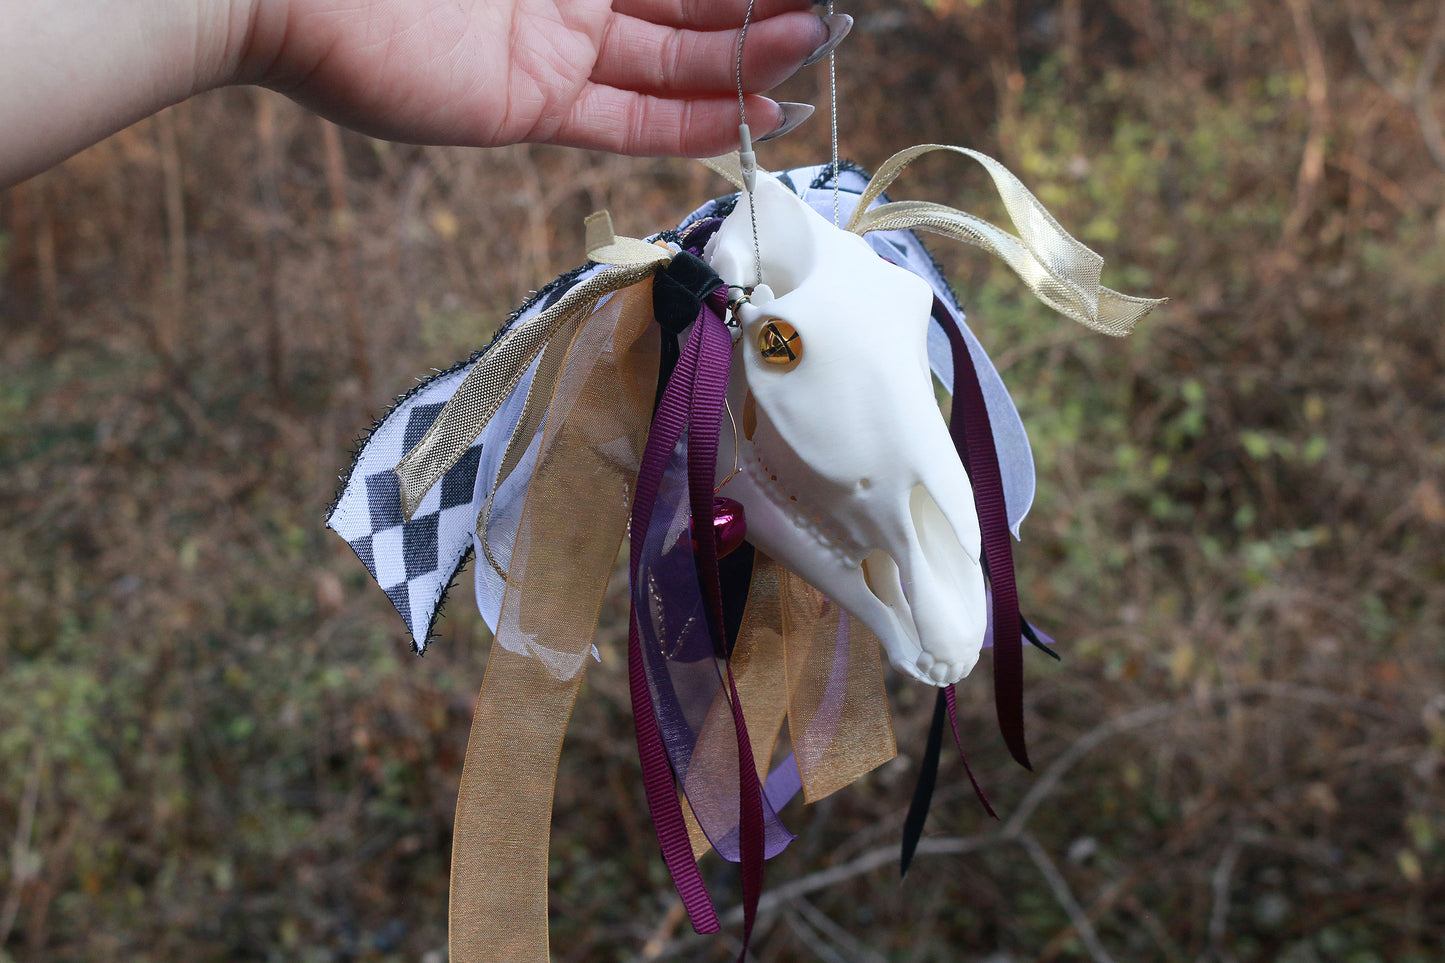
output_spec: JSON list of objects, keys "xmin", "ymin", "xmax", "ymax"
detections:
[
  {"xmin": 901, "ymin": 688, "xmax": 948, "ymax": 877},
  {"xmin": 651, "ymin": 251, "xmax": 724, "ymax": 411},
  {"xmin": 718, "ymin": 541, "xmax": 756, "ymax": 660}
]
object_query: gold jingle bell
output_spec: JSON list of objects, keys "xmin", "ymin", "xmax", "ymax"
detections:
[{"xmin": 757, "ymin": 318, "xmax": 802, "ymax": 367}]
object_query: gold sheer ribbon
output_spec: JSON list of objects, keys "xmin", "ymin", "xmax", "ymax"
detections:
[
  {"xmin": 846, "ymin": 144, "xmax": 1165, "ymax": 335},
  {"xmin": 450, "ymin": 282, "xmax": 658, "ymax": 962},
  {"xmin": 680, "ymin": 555, "xmax": 898, "ymax": 860}
]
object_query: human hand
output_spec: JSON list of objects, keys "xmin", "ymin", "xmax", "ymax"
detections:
[
  {"xmin": 0, "ymin": 0, "xmax": 847, "ymax": 186},
  {"xmin": 237, "ymin": 0, "xmax": 849, "ymax": 156}
]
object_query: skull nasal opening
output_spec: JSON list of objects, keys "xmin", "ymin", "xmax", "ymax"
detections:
[{"xmin": 861, "ymin": 549, "xmax": 910, "ymax": 617}]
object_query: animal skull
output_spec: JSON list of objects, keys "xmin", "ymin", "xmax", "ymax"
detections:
[{"xmin": 705, "ymin": 174, "xmax": 987, "ymax": 686}]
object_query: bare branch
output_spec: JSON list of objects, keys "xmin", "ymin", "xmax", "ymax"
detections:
[
  {"xmin": 1411, "ymin": 6, "xmax": 1445, "ymax": 171},
  {"xmin": 0, "ymin": 745, "xmax": 43, "ymax": 948},
  {"xmin": 1007, "ymin": 683, "xmax": 1406, "ymax": 838},
  {"xmin": 1346, "ymin": 1, "xmax": 1445, "ymax": 172},
  {"xmin": 783, "ymin": 904, "xmax": 857, "ymax": 963},
  {"xmin": 642, "ymin": 684, "xmax": 1410, "ymax": 962},
  {"xmin": 1018, "ymin": 831, "xmax": 1115, "ymax": 963},
  {"xmin": 1205, "ymin": 834, "xmax": 1244, "ymax": 963},
  {"xmin": 790, "ymin": 897, "xmax": 891, "ymax": 963}
]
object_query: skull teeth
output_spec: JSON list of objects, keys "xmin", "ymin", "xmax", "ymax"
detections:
[
  {"xmin": 914, "ymin": 651, "xmax": 966, "ymax": 686},
  {"xmin": 744, "ymin": 448, "xmax": 866, "ymax": 564}
]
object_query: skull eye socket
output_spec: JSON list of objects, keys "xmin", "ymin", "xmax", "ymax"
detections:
[
  {"xmin": 756, "ymin": 318, "xmax": 802, "ymax": 370},
  {"xmin": 741, "ymin": 391, "xmax": 757, "ymax": 440}
]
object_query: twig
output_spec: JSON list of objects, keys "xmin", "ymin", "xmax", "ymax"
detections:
[
  {"xmin": 0, "ymin": 746, "xmax": 43, "ymax": 947},
  {"xmin": 1282, "ymin": 0, "xmax": 1331, "ymax": 243},
  {"xmin": 642, "ymin": 684, "xmax": 1410, "ymax": 961},
  {"xmin": 1329, "ymin": 153, "xmax": 1417, "ymax": 217},
  {"xmin": 1018, "ymin": 831, "xmax": 1115, "ymax": 963},
  {"xmin": 643, "ymin": 836, "xmax": 1003, "ymax": 959},
  {"xmin": 789, "ymin": 897, "xmax": 890, "ymax": 963},
  {"xmin": 784, "ymin": 906, "xmax": 852, "ymax": 963},
  {"xmin": 1007, "ymin": 683, "xmax": 1405, "ymax": 839},
  {"xmin": 750, "ymin": 834, "xmax": 1001, "ymax": 919},
  {"xmin": 1410, "ymin": 6, "xmax": 1445, "ymax": 171},
  {"xmin": 30, "ymin": 179, "xmax": 60, "ymax": 324},
  {"xmin": 156, "ymin": 106, "xmax": 187, "ymax": 364},
  {"xmin": 1347, "ymin": 1, "xmax": 1445, "ymax": 173},
  {"xmin": 1006, "ymin": 701, "xmax": 1179, "ymax": 836},
  {"xmin": 1204, "ymin": 833, "xmax": 1244, "ymax": 963},
  {"xmin": 638, "ymin": 899, "xmax": 685, "ymax": 960},
  {"xmin": 253, "ymin": 90, "xmax": 287, "ymax": 396}
]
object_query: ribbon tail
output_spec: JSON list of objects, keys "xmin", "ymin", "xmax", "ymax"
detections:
[
  {"xmin": 900, "ymin": 688, "xmax": 948, "ymax": 878},
  {"xmin": 779, "ymin": 570, "xmax": 898, "ymax": 804},
  {"xmin": 945, "ymin": 684, "xmax": 996, "ymax": 818},
  {"xmin": 682, "ymin": 552, "xmax": 795, "ymax": 863},
  {"xmin": 936, "ymin": 300, "xmax": 1031, "ymax": 771},
  {"xmin": 449, "ymin": 282, "xmax": 659, "ymax": 961},
  {"xmin": 476, "ymin": 300, "xmax": 596, "ymax": 581},
  {"xmin": 450, "ymin": 650, "xmax": 585, "ymax": 963},
  {"xmin": 629, "ymin": 322, "xmax": 721, "ymax": 933},
  {"xmin": 686, "ymin": 299, "xmax": 767, "ymax": 960},
  {"xmin": 847, "ymin": 144, "xmax": 1165, "ymax": 336}
]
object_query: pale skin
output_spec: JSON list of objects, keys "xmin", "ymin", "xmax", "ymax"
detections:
[{"xmin": 0, "ymin": 0, "xmax": 837, "ymax": 188}]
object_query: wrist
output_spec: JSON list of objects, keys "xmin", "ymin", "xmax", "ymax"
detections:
[
  {"xmin": 220, "ymin": 0, "xmax": 311, "ymax": 91},
  {"xmin": 1, "ymin": 0, "xmax": 256, "ymax": 186},
  {"xmin": 194, "ymin": 0, "xmax": 269, "ymax": 92}
]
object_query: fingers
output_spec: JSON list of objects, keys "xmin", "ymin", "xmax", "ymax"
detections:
[
  {"xmin": 609, "ymin": 0, "xmax": 816, "ymax": 31},
  {"xmin": 554, "ymin": 88, "xmax": 790, "ymax": 157},
  {"xmin": 591, "ymin": 11, "xmax": 826, "ymax": 96}
]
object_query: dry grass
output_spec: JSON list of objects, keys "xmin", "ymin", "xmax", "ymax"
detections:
[{"xmin": 2, "ymin": 1, "xmax": 1443, "ymax": 960}]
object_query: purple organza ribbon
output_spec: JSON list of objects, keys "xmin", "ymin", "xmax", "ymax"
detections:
[{"xmin": 628, "ymin": 288, "xmax": 776, "ymax": 955}]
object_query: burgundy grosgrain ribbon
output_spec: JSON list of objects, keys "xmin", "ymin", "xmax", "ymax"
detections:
[
  {"xmin": 629, "ymin": 319, "xmax": 718, "ymax": 934},
  {"xmin": 934, "ymin": 299, "xmax": 1032, "ymax": 771},
  {"xmin": 628, "ymin": 289, "xmax": 769, "ymax": 955},
  {"xmin": 685, "ymin": 291, "xmax": 767, "ymax": 957},
  {"xmin": 945, "ymin": 684, "xmax": 997, "ymax": 817}
]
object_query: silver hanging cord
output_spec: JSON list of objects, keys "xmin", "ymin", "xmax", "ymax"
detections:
[
  {"xmin": 735, "ymin": 0, "xmax": 763, "ymax": 286},
  {"xmin": 828, "ymin": 1, "xmax": 841, "ymax": 226}
]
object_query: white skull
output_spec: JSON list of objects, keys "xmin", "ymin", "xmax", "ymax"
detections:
[{"xmin": 705, "ymin": 174, "xmax": 987, "ymax": 686}]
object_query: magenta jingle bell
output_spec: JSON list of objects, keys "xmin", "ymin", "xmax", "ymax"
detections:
[{"xmin": 692, "ymin": 495, "xmax": 747, "ymax": 559}]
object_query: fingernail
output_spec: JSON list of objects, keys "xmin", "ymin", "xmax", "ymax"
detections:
[
  {"xmin": 803, "ymin": 13, "xmax": 853, "ymax": 66},
  {"xmin": 758, "ymin": 102, "xmax": 815, "ymax": 143}
]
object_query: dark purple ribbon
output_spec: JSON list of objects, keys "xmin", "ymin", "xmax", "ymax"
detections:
[
  {"xmin": 689, "ymin": 296, "xmax": 767, "ymax": 958},
  {"xmin": 629, "ymin": 318, "xmax": 719, "ymax": 934},
  {"xmin": 933, "ymin": 299, "xmax": 1032, "ymax": 771},
  {"xmin": 945, "ymin": 683, "xmax": 996, "ymax": 817},
  {"xmin": 628, "ymin": 289, "xmax": 768, "ymax": 957}
]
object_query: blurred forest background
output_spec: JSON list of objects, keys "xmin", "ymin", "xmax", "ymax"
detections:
[{"xmin": 2, "ymin": 0, "xmax": 1443, "ymax": 960}]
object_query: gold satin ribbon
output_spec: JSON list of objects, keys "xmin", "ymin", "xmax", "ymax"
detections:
[
  {"xmin": 398, "ymin": 214, "xmax": 670, "ymax": 521},
  {"xmin": 395, "ymin": 261, "xmax": 664, "ymax": 519}
]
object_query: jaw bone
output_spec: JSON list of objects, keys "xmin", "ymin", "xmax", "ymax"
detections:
[{"xmin": 705, "ymin": 174, "xmax": 987, "ymax": 686}]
